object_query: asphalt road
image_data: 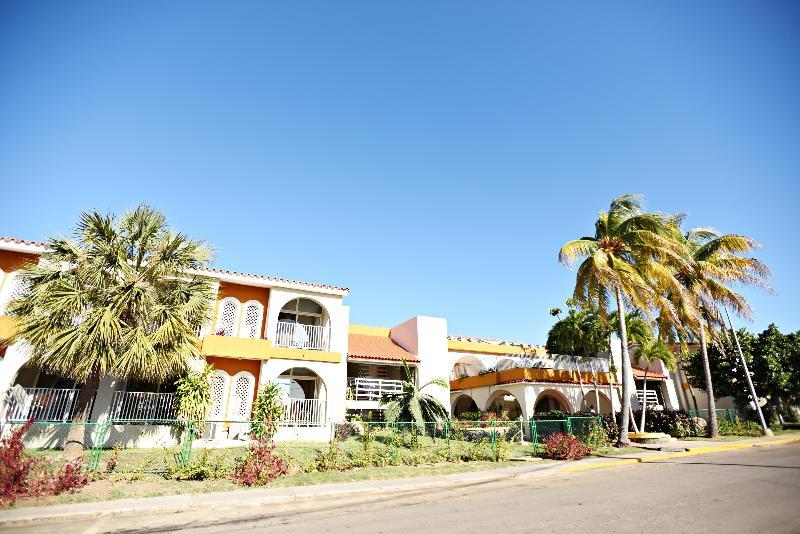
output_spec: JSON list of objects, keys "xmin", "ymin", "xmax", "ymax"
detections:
[{"xmin": 12, "ymin": 442, "xmax": 800, "ymax": 534}]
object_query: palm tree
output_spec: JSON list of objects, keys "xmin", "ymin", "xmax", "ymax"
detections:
[
  {"xmin": 660, "ymin": 223, "xmax": 771, "ymax": 437},
  {"xmin": 559, "ymin": 195, "xmax": 692, "ymax": 445},
  {"xmin": 8, "ymin": 206, "xmax": 215, "ymax": 458},
  {"xmin": 381, "ymin": 360, "xmax": 448, "ymax": 428},
  {"xmin": 636, "ymin": 338, "xmax": 676, "ymax": 431}
]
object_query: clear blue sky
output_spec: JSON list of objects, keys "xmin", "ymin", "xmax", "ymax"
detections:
[{"xmin": 1, "ymin": 2, "xmax": 798, "ymax": 343}]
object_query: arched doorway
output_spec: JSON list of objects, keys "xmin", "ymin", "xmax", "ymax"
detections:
[
  {"xmin": 485, "ymin": 390, "xmax": 522, "ymax": 419},
  {"xmin": 276, "ymin": 298, "xmax": 330, "ymax": 350},
  {"xmin": 276, "ymin": 367, "xmax": 327, "ymax": 425},
  {"xmin": 581, "ymin": 390, "xmax": 612, "ymax": 415},
  {"xmin": 534, "ymin": 390, "xmax": 572, "ymax": 414},
  {"xmin": 452, "ymin": 394, "xmax": 479, "ymax": 418},
  {"xmin": 207, "ymin": 369, "xmax": 256, "ymax": 439}
]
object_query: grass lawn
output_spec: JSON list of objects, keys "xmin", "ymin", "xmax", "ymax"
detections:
[{"xmin": 16, "ymin": 436, "xmax": 541, "ymax": 508}]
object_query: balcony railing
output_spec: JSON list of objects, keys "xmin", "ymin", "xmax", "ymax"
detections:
[
  {"xmin": 281, "ymin": 398, "xmax": 327, "ymax": 426},
  {"xmin": 347, "ymin": 377, "xmax": 403, "ymax": 402},
  {"xmin": 110, "ymin": 391, "xmax": 177, "ymax": 422},
  {"xmin": 5, "ymin": 388, "xmax": 88, "ymax": 422},
  {"xmin": 274, "ymin": 321, "xmax": 330, "ymax": 351},
  {"xmin": 637, "ymin": 389, "xmax": 660, "ymax": 406}
]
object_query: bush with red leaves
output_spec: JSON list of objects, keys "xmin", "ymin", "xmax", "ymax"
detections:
[
  {"xmin": 0, "ymin": 419, "xmax": 88, "ymax": 507},
  {"xmin": 231, "ymin": 438, "xmax": 288, "ymax": 487},
  {"xmin": 542, "ymin": 432, "xmax": 591, "ymax": 460}
]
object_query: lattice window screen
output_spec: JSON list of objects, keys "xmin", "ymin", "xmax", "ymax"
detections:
[
  {"xmin": 210, "ymin": 373, "xmax": 228, "ymax": 419},
  {"xmin": 217, "ymin": 299, "xmax": 240, "ymax": 336},
  {"xmin": 240, "ymin": 302, "xmax": 262, "ymax": 339},
  {"xmin": 227, "ymin": 374, "xmax": 254, "ymax": 420}
]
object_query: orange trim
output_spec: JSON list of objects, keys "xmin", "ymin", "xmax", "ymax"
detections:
[{"xmin": 450, "ymin": 368, "xmax": 613, "ymax": 390}]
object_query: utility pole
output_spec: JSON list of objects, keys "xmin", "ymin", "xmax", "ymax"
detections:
[{"xmin": 724, "ymin": 306, "xmax": 772, "ymax": 436}]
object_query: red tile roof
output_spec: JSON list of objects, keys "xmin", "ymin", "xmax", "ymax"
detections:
[
  {"xmin": 348, "ymin": 333, "xmax": 419, "ymax": 363},
  {"xmin": 0, "ymin": 236, "xmax": 47, "ymax": 248},
  {"xmin": 632, "ymin": 365, "xmax": 667, "ymax": 381}
]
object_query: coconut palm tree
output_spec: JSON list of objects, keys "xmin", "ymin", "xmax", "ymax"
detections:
[
  {"xmin": 8, "ymin": 206, "xmax": 215, "ymax": 458},
  {"xmin": 658, "ymin": 222, "xmax": 771, "ymax": 437},
  {"xmin": 636, "ymin": 338, "xmax": 676, "ymax": 431},
  {"xmin": 381, "ymin": 360, "xmax": 448, "ymax": 428},
  {"xmin": 559, "ymin": 195, "xmax": 692, "ymax": 445}
]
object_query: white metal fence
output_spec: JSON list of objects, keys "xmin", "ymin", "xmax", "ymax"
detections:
[
  {"xmin": 110, "ymin": 391, "xmax": 177, "ymax": 421},
  {"xmin": 5, "ymin": 388, "xmax": 86, "ymax": 422},
  {"xmin": 637, "ymin": 389, "xmax": 660, "ymax": 406},
  {"xmin": 347, "ymin": 378, "xmax": 403, "ymax": 401},
  {"xmin": 281, "ymin": 398, "xmax": 327, "ymax": 426},
  {"xmin": 274, "ymin": 321, "xmax": 330, "ymax": 351}
]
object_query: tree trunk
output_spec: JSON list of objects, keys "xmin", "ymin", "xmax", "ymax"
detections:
[
  {"xmin": 63, "ymin": 375, "xmax": 101, "ymax": 460},
  {"xmin": 614, "ymin": 287, "xmax": 632, "ymax": 446},
  {"xmin": 575, "ymin": 356, "xmax": 586, "ymax": 409},
  {"xmin": 698, "ymin": 325, "xmax": 719, "ymax": 438},
  {"xmin": 639, "ymin": 370, "xmax": 648, "ymax": 432}
]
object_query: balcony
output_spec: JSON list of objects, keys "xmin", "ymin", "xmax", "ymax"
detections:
[
  {"xmin": 346, "ymin": 377, "xmax": 403, "ymax": 408},
  {"xmin": 110, "ymin": 391, "xmax": 177, "ymax": 422},
  {"xmin": 274, "ymin": 321, "xmax": 330, "ymax": 351}
]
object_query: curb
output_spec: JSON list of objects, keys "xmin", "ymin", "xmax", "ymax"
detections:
[
  {"xmin": 563, "ymin": 436, "xmax": 800, "ymax": 473},
  {"xmin": 0, "ymin": 463, "xmax": 561, "ymax": 527}
]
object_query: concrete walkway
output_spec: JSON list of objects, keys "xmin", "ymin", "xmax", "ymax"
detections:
[{"xmin": 1, "ymin": 434, "xmax": 798, "ymax": 528}]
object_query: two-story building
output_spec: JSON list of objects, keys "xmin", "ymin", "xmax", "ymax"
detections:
[{"xmin": 0, "ymin": 235, "xmax": 687, "ymax": 446}]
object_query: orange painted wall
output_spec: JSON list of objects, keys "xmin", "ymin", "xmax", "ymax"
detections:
[
  {"xmin": 206, "ymin": 356, "xmax": 261, "ymax": 403},
  {"xmin": 0, "ymin": 250, "xmax": 39, "ymax": 278},
  {"xmin": 212, "ymin": 282, "xmax": 270, "ymax": 335}
]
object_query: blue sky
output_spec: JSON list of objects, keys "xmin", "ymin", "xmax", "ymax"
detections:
[{"xmin": 1, "ymin": 2, "xmax": 798, "ymax": 343}]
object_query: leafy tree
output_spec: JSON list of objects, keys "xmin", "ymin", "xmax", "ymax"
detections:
[
  {"xmin": 175, "ymin": 363, "xmax": 214, "ymax": 435},
  {"xmin": 559, "ymin": 195, "xmax": 691, "ymax": 445},
  {"xmin": 9, "ymin": 206, "xmax": 215, "ymax": 457},
  {"xmin": 381, "ymin": 360, "xmax": 448, "ymax": 428},
  {"xmin": 251, "ymin": 382, "xmax": 286, "ymax": 440}
]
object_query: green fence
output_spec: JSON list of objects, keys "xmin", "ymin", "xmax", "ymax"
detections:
[{"xmin": 528, "ymin": 416, "xmax": 603, "ymax": 445}]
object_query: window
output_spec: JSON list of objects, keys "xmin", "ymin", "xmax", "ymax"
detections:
[
  {"xmin": 215, "ymin": 297, "xmax": 241, "ymax": 336},
  {"xmin": 239, "ymin": 301, "xmax": 264, "ymax": 339},
  {"xmin": 278, "ymin": 298, "xmax": 324, "ymax": 326}
]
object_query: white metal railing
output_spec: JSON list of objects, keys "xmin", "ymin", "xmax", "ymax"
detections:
[
  {"xmin": 280, "ymin": 398, "xmax": 327, "ymax": 426},
  {"xmin": 347, "ymin": 378, "xmax": 403, "ymax": 402},
  {"xmin": 274, "ymin": 321, "xmax": 330, "ymax": 351},
  {"xmin": 637, "ymin": 389, "xmax": 660, "ymax": 406},
  {"xmin": 110, "ymin": 391, "xmax": 177, "ymax": 421},
  {"xmin": 5, "ymin": 388, "xmax": 86, "ymax": 422}
]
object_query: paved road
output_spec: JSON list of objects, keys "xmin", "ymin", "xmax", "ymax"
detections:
[{"xmin": 14, "ymin": 442, "xmax": 800, "ymax": 533}]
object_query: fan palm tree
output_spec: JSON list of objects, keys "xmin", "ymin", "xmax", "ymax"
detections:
[
  {"xmin": 559, "ymin": 195, "xmax": 692, "ymax": 445},
  {"xmin": 636, "ymin": 338, "xmax": 676, "ymax": 431},
  {"xmin": 380, "ymin": 360, "xmax": 448, "ymax": 428},
  {"xmin": 8, "ymin": 206, "xmax": 215, "ymax": 458},
  {"xmin": 658, "ymin": 221, "xmax": 771, "ymax": 437}
]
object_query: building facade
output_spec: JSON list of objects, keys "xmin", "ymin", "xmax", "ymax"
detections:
[{"xmin": 0, "ymin": 236, "xmax": 690, "ymax": 446}]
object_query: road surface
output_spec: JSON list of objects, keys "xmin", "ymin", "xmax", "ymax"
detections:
[{"xmin": 10, "ymin": 442, "xmax": 800, "ymax": 533}]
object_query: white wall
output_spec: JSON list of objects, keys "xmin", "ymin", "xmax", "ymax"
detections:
[
  {"xmin": 390, "ymin": 316, "xmax": 451, "ymax": 414},
  {"xmin": 260, "ymin": 358, "xmax": 347, "ymax": 423}
]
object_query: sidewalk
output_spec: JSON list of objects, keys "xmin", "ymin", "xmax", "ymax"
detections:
[{"xmin": 1, "ymin": 434, "xmax": 798, "ymax": 527}]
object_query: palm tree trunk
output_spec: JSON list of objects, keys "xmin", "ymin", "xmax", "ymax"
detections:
[
  {"xmin": 639, "ymin": 370, "xmax": 648, "ymax": 432},
  {"xmin": 575, "ymin": 356, "xmax": 587, "ymax": 409},
  {"xmin": 63, "ymin": 375, "xmax": 100, "ymax": 460},
  {"xmin": 614, "ymin": 287, "xmax": 632, "ymax": 446},
  {"xmin": 698, "ymin": 325, "xmax": 719, "ymax": 438}
]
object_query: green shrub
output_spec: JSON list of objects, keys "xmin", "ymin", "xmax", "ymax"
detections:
[
  {"xmin": 637, "ymin": 409, "xmax": 694, "ymax": 438},
  {"xmin": 542, "ymin": 433, "xmax": 590, "ymax": 460},
  {"xmin": 580, "ymin": 421, "xmax": 609, "ymax": 449},
  {"xmin": 175, "ymin": 364, "xmax": 213, "ymax": 437},
  {"xmin": 168, "ymin": 450, "xmax": 227, "ymax": 481},
  {"xmin": 251, "ymin": 382, "xmax": 285, "ymax": 440},
  {"xmin": 719, "ymin": 417, "xmax": 762, "ymax": 437}
]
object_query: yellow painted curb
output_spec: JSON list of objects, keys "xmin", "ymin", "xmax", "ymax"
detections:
[{"xmin": 562, "ymin": 436, "xmax": 800, "ymax": 473}]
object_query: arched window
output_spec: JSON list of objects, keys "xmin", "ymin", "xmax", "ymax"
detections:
[
  {"xmin": 278, "ymin": 298, "xmax": 325, "ymax": 326},
  {"xmin": 209, "ymin": 370, "xmax": 230, "ymax": 420},
  {"xmin": 215, "ymin": 297, "xmax": 241, "ymax": 336},
  {"xmin": 226, "ymin": 371, "xmax": 256, "ymax": 421},
  {"xmin": 239, "ymin": 301, "xmax": 264, "ymax": 339}
]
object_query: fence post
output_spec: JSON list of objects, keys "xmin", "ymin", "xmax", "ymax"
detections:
[
  {"xmin": 728, "ymin": 408, "xmax": 735, "ymax": 424},
  {"xmin": 565, "ymin": 418, "xmax": 573, "ymax": 436},
  {"xmin": 445, "ymin": 419, "xmax": 450, "ymax": 447},
  {"xmin": 88, "ymin": 420, "xmax": 112, "ymax": 471},
  {"xmin": 531, "ymin": 420, "xmax": 537, "ymax": 446}
]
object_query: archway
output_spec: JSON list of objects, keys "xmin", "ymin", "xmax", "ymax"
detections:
[
  {"xmin": 534, "ymin": 389, "xmax": 573, "ymax": 414},
  {"xmin": 275, "ymin": 366, "xmax": 327, "ymax": 425},
  {"xmin": 451, "ymin": 355, "xmax": 486, "ymax": 380},
  {"xmin": 485, "ymin": 390, "xmax": 522, "ymax": 420},
  {"xmin": 580, "ymin": 390, "xmax": 612, "ymax": 415},
  {"xmin": 276, "ymin": 298, "xmax": 330, "ymax": 350},
  {"xmin": 452, "ymin": 394, "xmax": 479, "ymax": 418}
]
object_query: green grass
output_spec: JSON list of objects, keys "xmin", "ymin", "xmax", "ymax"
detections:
[{"xmin": 589, "ymin": 446, "xmax": 645, "ymax": 457}]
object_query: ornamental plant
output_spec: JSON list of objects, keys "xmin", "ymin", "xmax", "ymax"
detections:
[
  {"xmin": 175, "ymin": 363, "xmax": 214, "ymax": 437},
  {"xmin": 542, "ymin": 432, "xmax": 591, "ymax": 460},
  {"xmin": 250, "ymin": 382, "xmax": 285, "ymax": 440},
  {"xmin": 231, "ymin": 438, "xmax": 288, "ymax": 486}
]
